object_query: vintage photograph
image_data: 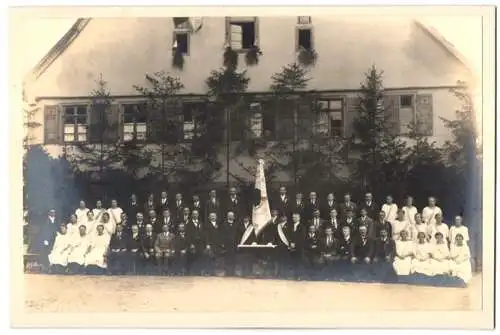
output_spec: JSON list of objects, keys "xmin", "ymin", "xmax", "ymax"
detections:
[{"xmin": 11, "ymin": 5, "xmax": 494, "ymax": 329}]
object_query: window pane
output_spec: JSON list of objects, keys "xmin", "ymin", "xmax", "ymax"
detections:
[
  {"xmin": 124, "ymin": 133, "xmax": 134, "ymax": 142},
  {"xmin": 298, "ymin": 29, "xmax": 312, "ymax": 50},
  {"xmin": 330, "ymin": 111, "xmax": 342, "ymax": 121},
  {"xmin": 77, "ymin": 106, "xmax": 87, "ymax": 115},
  {"xmin": 184, "ymin": 131, "xmax": 194, "ymax": 140},
  {"xmin": 64, "ymin": 124, "xmax": 74, "ymax": 134},
  {"xmin": 136, "ymin": 132, "xmax": 146, "ymax": 141},
  {"xmin": 329, "ymin": 100, "xmax": 343, "ymax": 109},
  {"xmin": 64, "ymin": 134, "xmax": 75, "ymax": 142},
  {"xmin": 77, "ymin": 125, "xmax": 86, "ymax": 133},
  {"xmin": 64, "ymin": 107, "xmax": 75, "ymax": 116},
  {"xmin": 77, "ymin": 133, "xmax": 87, "ymax": 142},
  {"xmin": 77, "ymin": 116, "xmax": 87, "ymax": 124},
  {"xmin": 298, "ymin": 16, "xmax": 311, "ymax": 24},
  {"xmin": 250, "ymin": 113, "xmax": 263, "ymax": 138},
  {"xmin": 176, "ymin": 33, "xmax": 189, "ymax": 54},
  {"xmin": 124, "ymin": 113, "xmax": 135, "ymax": 123},
  {"xmin": 64, "ymin": 115, "xmax": 75, "ymax": 124},
  {"xmin": 317, "ymin": 100, "xmax": 329, "ymax": 110},
  {"xmin": 136, "ymin": 123, "xmax": 147, "ymax": 133},
  {"xmin": 124, "ymin": 124, "xmax": 134, "ymax": 133}
]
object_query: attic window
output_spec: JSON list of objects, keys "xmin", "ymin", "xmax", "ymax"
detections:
[
  {"xmin": 297, "ymin": 28, "xmax": 312, "ymax": 51},
  {"xmin": 297, "ymin": 16, "xmax": 311, "ymax": 25},
  {"xmin": 174, "ymin": 32, "xmax": 189, "ymax": 55},
  {"xmin": 173, "ymin": 17, "xmax": 190, "ymax": 30},
  {"xmin": 227, "ymin": 17, "xmax": 257, "ymax": 50}
]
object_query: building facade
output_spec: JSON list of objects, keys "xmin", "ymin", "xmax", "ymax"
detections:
[{"xmin": 24, "ymin": 16, "xmax": 474, "ymax": 185}]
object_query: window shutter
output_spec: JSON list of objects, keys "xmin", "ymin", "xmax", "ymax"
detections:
[
  {"xmin": 103, "ymin": 104, "xmax": 120, "ymax": 143},
  {"xmin": 416, "ymin": 94, "xmax": 433, "ymax": 136},
  {"xmin": 345, "ymin": 96, "xmax": 360, "ymax": 138},
  {"xmin": 88, "ymin": 105, "xmax": 102, "ymax": 144},
  {"xmin": 383, "ymin": 95, "xmax": 400, "ymax": 135},
  {"xmin": 254, "ymin": 17, "xmax": 259, "ymax": 47},
  {"xmin": 230, "ymin": 24, "xmax": 242, "ymax": 50},
  {"xmin": 44, "ymin": 105, "xmax": 60, "ymax": 144}
]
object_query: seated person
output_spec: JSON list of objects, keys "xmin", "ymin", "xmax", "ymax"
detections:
[
  {"xmin": 430, "ymin": 232, "xmax": 451, "ymax": 276},
  {"xmin": 173, "ymin": 223, "xmax": 191, "ymax": 275},
  {"xmin": 411, "ymin": 231, "xmax": 434, "ymax": 276},
  {"xmin": 302, "ymin": 224, "xmax": 321, "ymax": 268},
  {"xmin": 108, "ymin": 224, "xmax": 128, "ymax": 274},
  {"xmin": 449, "ymin": 233, "xmax": 473, "ymax": 284},
  {"xmin": 127, "ymin": 224, "xmax": 142, "ymax": 273},
  {"xmin": 154, "ymin": 223, "xmax": 176, "ymax": 274},
  {"xmin": 66, "ymin": 225, "xmax": 90, "ymax": 274},
  {"xmin": 48, "ymin": 224, "xmax": 72, "ymax": 274},
  {"xmin": 351, "ymin": 225, "xmax": 375, "ymax": 264},
  {"xmin": 392, "ymin": 230, "xmax": 414, "ymax": 276},
  {"xmin": 319, "ymin": 225, "xmax": 339, "ymax": 265},
  {"xmin": 337, "ymin": 225, "xmax": 354, "ymax": 261},
  {"xmin": 373, "ymin": 227, "xmax": 395, "ymax": 263},
  {"xmin": 140, "ymin": 224, "xmax": 156, "ymax": 274},
  {"xmin": 84, "ymin": 224, "xmax": 111, "ymax": 275}
]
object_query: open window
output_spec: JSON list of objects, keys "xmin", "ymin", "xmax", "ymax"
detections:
[
  {"xmin": 173, "ymin": 31, "xmax": 189, "ymax": 55},
  {"xmin": 227, "ymin": 17, "xmax": 258, "ymax": 51},
  {"xmin": 297, "ymin": 28, "xmax": 313, "ymax": 51},
  {"xmin": 173, "ymin": 17, "xmax": 190, "ymax": 30}
]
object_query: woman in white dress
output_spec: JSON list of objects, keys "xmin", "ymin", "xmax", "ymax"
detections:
[
  {"xmin": 411, "ymin": 232, "xmax": 434, "ymax": 276},
  {"xmin": 391, "ymin": 209, "xmax": 411, "ymax": 241},
  {"xmin": 381, "ymin": 195, "xmax": 398, "ymax": 223},
  {"xmin": 107, "ymin": 199, "xmax": 123, "ymax": 235},
  {"xmin": 67, "ymin": 225, "xmax": 91, "ymax": 274},
  {"xmin": 92, "ymin": 200, "xmax": 106, "ymax": 224},
  {"xmin": 101, "ymin": 212, "xmax": 115, "ymax": 236},
  {"xmin": 422, "ymin": 197, "xmax": 442, "ymax": 226},
  {"xmin": 85, "ymin": 210, "xmax": 97, "ymax": 236},
  {"xmin": 75, "ymin": 200, "xmax": 90, "ymax": 224},
  {"xmin": 48, "ymin": 224, "xmax": 72, "ymax": 274},
  {"xmin": 449, "ymin": 215, "xmax": 470, "ymax": 245},
  {"xmin": 428, "ymin": 213, "xmax": 450, "ymax": 244},
  {"xmin": 450, "ymin": 233, "xmax": 472, "ymax": 284},
  {"xmin": 402, "ymin": 196, "xmax": 418, "ymax": 226},
  {"xmin": 411, "ymin": 213, "xmax": 429, "ymax": 242},
  {"xmin": 85, "ymin": 224, "xmax": 111, "ymax": 274},
  {"xmin": 393, "ymin": 230, "xmax": 414, "ymax": 276},
  {"xmin": 430, "ymin": 232, "xmax": 451, "ymax": 275},
  {"xmin": 66, "ymin": 214, "xmax": 80, "ymax": 236}
]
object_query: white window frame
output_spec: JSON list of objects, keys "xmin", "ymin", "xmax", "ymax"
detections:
[
  {"xmin": 226, "ymin": 17, "xmax": 258, "ymax": 52},
  {"xmin": 397, "ymin": 93, "xmax": 417, "ymax": 136},
  {"xmin": 122, "ymin": 103, "xmax": 147, "ymax": 142},
  {"xmin": 63, "ymin": 105, "xmax": 88, "ymax": 143},
  {"xmin": 315, "ymin": 98, "xmax": 344, "ymax": 138}
]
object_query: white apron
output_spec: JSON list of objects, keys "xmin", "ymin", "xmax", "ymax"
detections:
[
  {"xmin": 393, "ymin": 240, "xmax": 414, "ymax": 275},
  {"xmin": 450, "ymin": 244, "xmax": 472, "ymax": 283},
  {"xmin": 48, "ymin": 233, "xmax": 72, "ymax": 266},
  {"xmin": 67, "ymin": 235, "xmax": 91, "ymax": 265},
  {"xmin": 85, "ymin": 234, "xmax": 110, "ymax": 268},
  {"xmin": 430, "ymin": 242, "xmax": 451, "ymax": 275},
  {"xmin": 411, "ymin": 242, "xmax": 434, "ymax": 276}
]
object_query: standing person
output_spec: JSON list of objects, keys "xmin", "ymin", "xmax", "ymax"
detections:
[
  {"xmin": 140, "ymin": 224, "xmax": 157, "ymax": 275},
  {"xmin": 143, "ymin": 193, "xmax": 156, "ymax": 217},
  {"xmin": 36, "ymin": 209, "xmax": 59, "ymax": 271},
  {"xmin": 191, "ymin": 194, "xmax": 202, "ymax": 214},
  {"xmin": 272, "ymin": 216, "xmax": 294, "ymax": 278},
  {"xmin": 302, "ymin": 224, "xmax": 321, "ymax": 274},
  {"xmin": 449, "ymin": 215, "xmax": 470, "ymax": 245},
  {"xmin": 430, "ymin": 232, "xmax": 451, "ymax": 276},
  {"xmin": 391, "ymin": 209, "xmax": 411, "ymax": 241},
  {"xmin": 158, "ymin": 209, "xmax": 173, "ymax": 234},
  {"xmin": 392, "ymin": 230, "xmax": 414, "ymax": 276},
  {"xmin": 180, "ymin": 207, "xmax": 191, "ymax": 226},
  {"xmin": 222, "ymin": 211, "xmax": 239, "ymax": 276},
  {"xmin": 321, "ymin": 193, "xmax": 337, "ymax": 220},
  {"xmin": 172, "ymin": 193, "xmax": 184, "ymax": 221},
  {"xmin": 428, "ymin": 213, "xmax": 450, "ymax": 244},
  {"xmin": 402, "ymin": 196, "xmax": 418, "ymax": 227},
  {"xmin": 381, "ymin": 195, "xmax": 398, "ymax": 223},
  {"xmin": 107, "ymin": 199, "xmax": 123, "ymax": 235},
  {"xmin": 291, "ymin": 193, "xmax": 305, "ymax": 219},
  {"xmin": 305, "ymin": 192, "xmax": 320, "ymax": 221},
  {"xmin": 327, "ymin": 209, "xmax": 341, "ymax": 240},
  {"xmin": 134, "ymin": 212, "xmax": 147, "ymax": 236},
  {"xmin": 119, "ymin": 213, "xmax": 129, "ymax": 234},
  {"xmin": 85, "ymin": 224, "xmax": 110, "ymax": 275},
  {"xmin": 237, "ymin": 216, "xmax": 258, "ymax": 276},
  {"xmin": 75, "ymin": 200, "xmax": 90, "ymax": 224},
  {"xmin": 411, "ymin": 232, "xmax": 434, "ymax": 276},
  {"xmin": 185, "ymin": 209, "xmax": 204, "ymax": 274},
  {"xmin": 225, "ymin": 187, "xmax": 241, "ymax": 219},
  {"xmin": 260, "ymin": 210, "xmax": 280, "ymax": 244},
  {"xmin": 158, "ymin": 191, "xmax": 169, "ymax": 215},
  {"xmin": 375, "ymin": 211, "xmax": 392, "ymax": 239},
  {"xmin": 422, "ymin": 196, "xmax": 443, "ymax": 226},
  {"xmin": 373, "ymin": 228, "xmax": 395, "ymax": 264},
  {"xmin": 127, "ymin": 225, "xmax": 142, "ymax": 274},
  {"xmin": 173, "ymin": 223, "xmax": 191, "ymax": 275},
  {"xmin": 339, "ymin": 193, "xmax": 357, "ymax": 221},
  {"xmin": 357, "ymin": 208, "xmax": 376, "ymax": 239},
  {"xmin": 203, "ymin": 212, "xmax": 223, "ymax": 275},
  {"xmin": 205, "ymin": 190, "xmax": 221, "ymax": 222},
  {"xmin": 66, "ymin": 225, "xmax": 90, "ymax": 274},
  {"xmin": 411, "ymin": 213, "xmax": 429, "ymax": 242},
  {"xmin": 108, "ymin": 224, "xmax": 128, "ymax": 275},
  {"xmin": 449, "ymin": 234, "xmax": 472, "ymax": 284},
  {"xmin": 361, "ymin": 192, "xmax": 377, "ymax": 220},
  {"xmin": 351, "ymin": 225, "xmax": 375, "ymax": 264},
  {"xmin": 289, "ymin": 213, "xmax": 306, "ymax": 277},
  {"xmin": 309, "ymin": 209, "xmax": 326, "ymax": 236},
  {"xmin": 341, "ymin": 209, "xmax": 357, "ymax": 237},
  {"xmin": 276, "ymin": 186, "xmax": 290, "ymax": 219},
  {"xmin": 92, "ymin": 200, "xmax": 106, "ymax": 224},
  {"xmin": 48, "ymin": 224, "xmax": 72, "ymax": 274},
  {"xmin": 126, "ymin": 194, "xmax": 140, "ymax": 222}
]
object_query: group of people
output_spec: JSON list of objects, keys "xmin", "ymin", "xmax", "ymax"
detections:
[{"xmin": 32, "ymin": 188, "xmax": 473, "ymax": 283}]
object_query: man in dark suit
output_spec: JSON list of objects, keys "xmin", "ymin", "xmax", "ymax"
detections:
[
  {"xmin": 140, "ymin": 224, "xmax": 156, "ymax": 274},
  {"xmin": 185, "ymin": 209, "xmax": 204, "ymax": 275},
  {"xmin": 127, "ymin": 194, "xmax": 140, "ymax": 222},
  {"xmin": 179, "ymin": 207, "xmax": 191, "ymax": 226},
  {"xmin": 191, "ymin": 194, "xmax": 203, "ymax": 214},
  {"xmin": 222, "ymin": 211, "xmax": 239, "ymax": 276},
  {"xmin": 357, "ymin": 208, "xmax": 376, "ymax": 239},
  {"xmin": 154, "ymin": 223, "xmax": 176, "ymax": 274},
  {"xmin": 173, "ymin": 223, "xmax": 191, "ymax": 275},
  {"xmin": 337, "ymin": 225, "xmax": 354, "ymax": 261},
  {"xmin": 375, "ymin": 211, "xmax": 392, "ymax": 238},
  {"xmin": 326, "ymin": 208, "xmax": 342, "ymax": 240},
  {"xmin": 271, "ymin": 216, "xmax": 293, "ymax": 277},
  {"xmin": 339, "ymin": 193, "xmax": 357, "ymax": 221},
  {"xmin": 319, "ymin": 225, "xmax": 340, "ymax": 264},
  {"xmin": 304, "ymin": 192, "xmax": 320, "ymax": 221},
  {"xmin": 275, "ymin": 186, "xmax": 290, "ymax": 219},
  {"xmin": 143, "ymin": 193, "xmax": 156, "ymax": 218},
  {"xmin": 302, "ymin": 224, "xmax": 321, "ymax": 274},
  {"xmin": 147, "ymin": 209, "xmax": 160, "ymax": 235},
  {"xmin": 321, "ymin": 193, "xmax": 337, "ymax": 219},
  {"xmin": 134, "ymin": 212, "xmax": 147, "ymax": 236},
  {"xmin": 351, "ymin": 225, "xmax": 375, "ymax": 264},
  {"xmin": 341, "ymin": 209, "xmax": 357, "ymax": 237},
  {"xmin": 205, "ymin": 190, "xmax": 221, "ymax": 222},
  {"xmin": 157, "ymin": 191, "xmax": 169, "ymax": 216},
  {"xmin": 260, "ymin": 210, "xmax": 280, "ymax": 245},
  {"xmin": 361, "ymin": 192, "xmax": 377, "ymax": 220},
  {"xmin": 291, "ymin": 193, "xmax": 305, "ymax": 219},
  {"xmin": 373, "ymin": 227, "xmax": 395, "ymax": 263},
  {"xmin": 225, "ymin": 187, "xmax": 242, "ymax": 219},
  {"xmin": 308, "ymin": 209, "xmax": 326, "ymax": 237},
  {"xmin": 172, "ymin": 193, "xmax": 185, "ymax": 221},
  {"xmin": 35, "ymin": 209, "xmax": 59, "ymax": 271},
  {"xmin": 159, "ymin": 209, "xmax": 175, "ymax": 234},
  {"xmin": 203, "ymin": 212, "xmax": 224, "ymax": 275},
  {"xmin": 289, "ymin": 213, "xmax": 306, "ymax": 278},
  {"xmin": 109, "ymin": 224, "xmax": 128, "ymax": 274}
]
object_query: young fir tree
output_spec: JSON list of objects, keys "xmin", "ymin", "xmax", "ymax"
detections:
[{"xmin": 353, "ymin": 65, "xmax": 408, "ymax": 195}]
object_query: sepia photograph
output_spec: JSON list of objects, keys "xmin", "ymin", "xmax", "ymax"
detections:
[{"xmin": 9, "ymin": 5, "xmax": 495, "ymax": 329}]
